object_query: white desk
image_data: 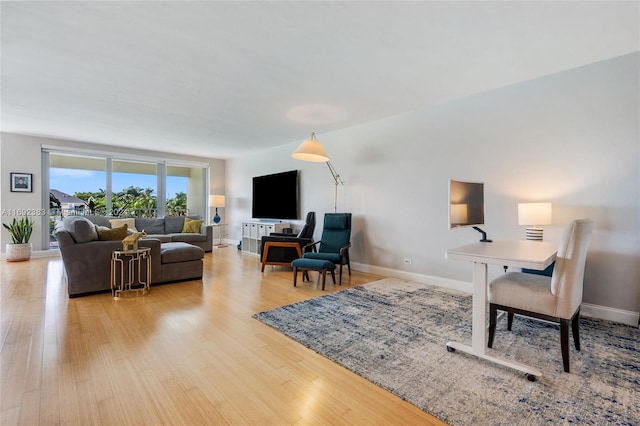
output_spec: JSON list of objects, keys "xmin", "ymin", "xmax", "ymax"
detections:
[{"xmin": 445, "ymin": 240, "xmax": 557, "ymax": 379}]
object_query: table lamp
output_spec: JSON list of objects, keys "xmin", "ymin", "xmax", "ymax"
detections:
[
  {"xmin": 518, "ymin": 202, "xmax": 552, "ymax": 241},
  {"xmin": 210, "ymin": 195, "xmax": 225, "ymax": 224}
]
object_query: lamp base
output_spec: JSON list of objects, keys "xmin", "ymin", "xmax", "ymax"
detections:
[
  {"xmin": 213, "ymin": 208, "xmax": 221, "ymax": 225},
  {"xmin": 525, "ymin": 227, "xmax": 544, "ymax": 241}
]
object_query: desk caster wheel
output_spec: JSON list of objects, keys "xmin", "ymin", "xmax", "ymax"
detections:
[
  {"xmin": 525, "ymin": 374, "xmax": 536, "ymax": 382},
  {"xmin": 446, "ymin": 345, "xmax": 455, "ymax": 353}
]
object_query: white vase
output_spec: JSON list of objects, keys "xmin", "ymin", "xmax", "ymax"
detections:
[{"xmin": 5, "ymin": 243, "xmax": 32, "ymax": 262}]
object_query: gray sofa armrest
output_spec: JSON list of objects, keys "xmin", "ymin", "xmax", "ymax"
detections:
[
  {"xmin": 202, "ymin": 224, "xmax": 213, "ymax": 252},
  {"xmin": 54, "ymin": 228, "xmax": 76, "ymax": 249}
]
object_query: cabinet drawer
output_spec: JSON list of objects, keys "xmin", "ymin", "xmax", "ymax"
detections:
[
  {"xmin": 258, "ymin": 224, "xmax": 267, "ymax": 238},
  {"xmin": 249, "ymin": 223, "xmax": 258, "ymax": 239}
]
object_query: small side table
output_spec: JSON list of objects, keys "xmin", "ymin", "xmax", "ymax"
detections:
[
  {"xmin": 110, "ymin": 247, "xmax": 152, "ymax": 299},
  {"xmin": 213, "ymin": 223, "xmax": 228, "ymax": 248}
]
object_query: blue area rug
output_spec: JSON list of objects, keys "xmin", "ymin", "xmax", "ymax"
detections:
[{"xmin": 253, "ymin": 278, "xmax": 640, "ymax": 425}]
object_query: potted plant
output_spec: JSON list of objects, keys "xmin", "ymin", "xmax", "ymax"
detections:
[{"xmin": 3, "ymin": 216, "xmax": 34, "ymax": 262}]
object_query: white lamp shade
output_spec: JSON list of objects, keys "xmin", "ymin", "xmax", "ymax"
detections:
[
  {"xmin": 209, "ymin": 195, "xmax": 226, "ymax": 208},
  {"xmin": 291, "ymin": 139, "xmax": 329, "ymax": 162},
  {"xmin": 518, "ymin": 203, "xmax": 552, "ymax": 226}
]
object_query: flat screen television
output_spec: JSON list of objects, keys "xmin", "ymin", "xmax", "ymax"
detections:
[
  {"xmin": 252, "ymin": 170, "xmax": 299, "ymax": 220},
  {"xmin": 449, "ymin": 178, "xmax": 491, "ymax": 242}
]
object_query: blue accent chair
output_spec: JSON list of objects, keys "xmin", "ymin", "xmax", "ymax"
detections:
[{"xmin": 303, "ymin": 213, "xmax": 352, "ymax": 284}]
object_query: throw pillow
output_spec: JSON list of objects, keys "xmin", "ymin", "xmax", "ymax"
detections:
[
  {"xmin": 164, "ymin": 216, "xmax": 186, "ymax": 234},
  {"xmin": 182, "ymin": 217, "xmax": 203, "ymax": 233},
  {"xmin": 135, "ymin": 217, "xmax": 165, "ymax": 235},
  {"xmin": 96, "ymin": 224, "xmax": 129, "ymax": 241},
  {"xmin": 109, "ymin": 218, "xmax": 138, "ymax": 232},
  {"xmin": 165, "ymin": 215, "xmax": 202, "ymax": 234}
]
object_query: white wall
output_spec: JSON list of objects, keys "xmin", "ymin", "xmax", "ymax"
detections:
[
  {"xmin": 0, "ymin": 133, "xmax": 225, "ymax": 251},
  {"xmin": 227, "ymin": 53, "xmax": 640, "ymax": 323}
]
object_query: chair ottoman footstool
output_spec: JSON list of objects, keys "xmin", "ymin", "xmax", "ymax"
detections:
[{"xmin": 291, "ymin": 258, "xmax": 336, "ymax": 290}]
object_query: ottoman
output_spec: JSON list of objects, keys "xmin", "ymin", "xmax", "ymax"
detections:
[
  {"xmin": 159, "ymin": 242, "xmax": 205, "ymax": 283},
  {"xmin": 291, "ymin": 258, "xmax": 336, "ymax": 291}
]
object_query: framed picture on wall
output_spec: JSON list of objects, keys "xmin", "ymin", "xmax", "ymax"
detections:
[{"xmin": 10, "ymin": 173, "xmax": 33, "ymax": 192}]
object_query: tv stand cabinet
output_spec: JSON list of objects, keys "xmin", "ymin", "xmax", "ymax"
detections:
[{"xmin": 241, "ymin": 221, "xmax": 289, "ymax": 255}]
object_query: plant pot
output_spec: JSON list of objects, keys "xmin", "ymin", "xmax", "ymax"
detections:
[{"xmin": 5, "ymin": 243, "xmax": 32, "ymax": 262}]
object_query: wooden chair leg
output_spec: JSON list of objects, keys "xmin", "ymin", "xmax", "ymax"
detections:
[
  {"xmin": 330, "ymin": 270, "xmax": 336, "ymax": 284},
  {"xmin": 572, "ymin": 309, "xmax": 581, "ymax": 351},
  {"xmin": 488, "ymin": 304, "xmax": 497, "ymax": 348},
  {"xmin": 560, "ymin": 319, "xmax": 571, "ymax": 373},
  {"xmin": 321, "ymin": 271, "xmax": 326, "ymax": 290},
  {"xmin": 261, "ymin": 245, "xmax": 270, "ymax": 272},
  {"xmin": 507, "ymin": 312, "xmax": 514, "ymax": 331},
  {"xmin": 338, "ymin": 264, "xmax": 343, "ymax": 285},
  {"xmin": 293, "ymin": 267, "xmax": 298, "ymax": 287}
]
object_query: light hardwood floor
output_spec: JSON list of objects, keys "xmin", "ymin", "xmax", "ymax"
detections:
[{"xmin": 1, "ymin": 248, "xmax": 445, "ymax": 425}]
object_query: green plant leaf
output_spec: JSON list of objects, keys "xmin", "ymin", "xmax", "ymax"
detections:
[{"xmin": 2, "ymin": 217, "xmax": 34, "ymax": 244}]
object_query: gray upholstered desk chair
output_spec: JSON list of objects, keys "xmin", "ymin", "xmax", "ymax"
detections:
[{"xmin": 488, "ymin": 218, "xmax": 594, "ymax": 373}]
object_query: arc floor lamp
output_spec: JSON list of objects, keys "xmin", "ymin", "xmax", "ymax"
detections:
[{"xmin": 292, "ymin": 132, "xmax": 345, "ymax": 213}]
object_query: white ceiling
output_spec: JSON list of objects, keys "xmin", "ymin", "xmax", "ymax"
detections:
[{"xmin": 1, "ymin": 1, "xmax": 638, "ymax": 159}]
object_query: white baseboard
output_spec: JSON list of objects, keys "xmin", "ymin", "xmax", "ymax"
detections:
[
  {"xmin": 581, "ymin": 303, "xmax": 639, "ymax": 327},
  {"xmin": 32, "ymin": 250, "xmax": 60, "ymax": 258},
  {"xmin": 352, "ymin": 262, "xmax": 472, "ymax": 293},
  {"xmin": 352, "ymin": 262, "xmax": 640, "ymax": 328},
  {"xmin": 1, "ymin": 249, "xmax": 60, "ymax": 261}
]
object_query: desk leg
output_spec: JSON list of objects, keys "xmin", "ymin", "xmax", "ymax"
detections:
[
  {"xmin": 446, "ymin": 261, "xmax": 543, "ymax": 380},
  {"xmin": 472, "ymin": 261, "xmax": 487, "ymax": 354}
]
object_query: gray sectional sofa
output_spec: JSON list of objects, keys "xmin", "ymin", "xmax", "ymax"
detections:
[{"xmin": 55, "ymin": 215, "xmax": 212, "ymax": 297}]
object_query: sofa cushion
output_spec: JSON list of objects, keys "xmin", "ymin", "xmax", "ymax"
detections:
[
  {"xmin": 170, "ymin": 233, "xmax": 207, "ymax": 243},
  {"xmin": 144, "ymin": 234, "xmax": 171, "ymax": 243},
  {"xmin": 135, "ymin": 218, "xmax": 165, "ymax": 235},
  {"xmin": 96, "ymin": 224, "xmax": 129, "ymax": 241},
  {"xmin": 165, "ymin": 215, "xmax": 202, "ymax": 233},
  {"xmin": 84, "ymin": 215, "xmax": 112, "ymax": 228},
  {"xmin": 164, "ymin": 216, "xmax": 186, "ymax": 234},
  {"xmin": 63, "ymin": 216, "xmax": 98, "ymax": 243},
  {"xmin": 109, "ymin": 218, "xmax": 138, "ymax": 232},
  {"xmin": 161, "ymin": 242, "xmax": 204, "ymax": 264},
  {"xmin": 182, "ymin": 217, "xmax": 203, "ymax": 233}
]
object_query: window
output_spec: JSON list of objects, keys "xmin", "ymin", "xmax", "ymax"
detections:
[
  {"xmin": 49, "ymin": 154, "xmax": 106, "ymax": 248},
  {"xmin": 112, "ymin": 160, "xmax": 158, "ymax": 218},
  {"xmin": 45, "ymin": 150, "xmax": 209, "ymax": 249},
  {"xmin": 166, "ymin": 164, "xmax": 205, "ymax": 217}
]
